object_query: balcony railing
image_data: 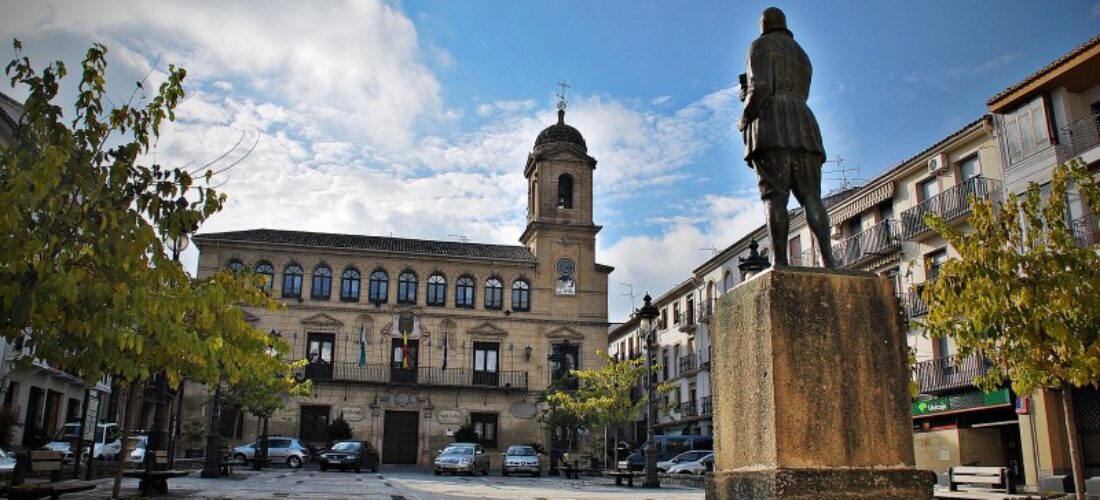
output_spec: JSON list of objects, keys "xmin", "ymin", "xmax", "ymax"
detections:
[
  {"xmin": 699, "ymin": 348, "xmax": 711, "ymax": 371},
  {"xmin": 1073, "ymin": 216, "xmax": 1100, "ymax": 247},
  {"xmin": 701, "ymin": 396, "xmax": 713, "ymax": 416},
  {"xmin": 912, "ymin": 353, "xmax": 993, "ymax": 395},
  {"xmin": 300, "ymin": 362, "xmax": 528, "ymax": 390},
  {"xmin": 900, "ymin": 177, "xmax": 1001, "ymax": 240},
  {"xmin": 678, "ymin": 311, "xmax": 696, "ymax": 332},
  {"xmin": 831, "ymin": 218, "xmax": 902, "ymax": 268},
  {"xmin": 679, "ymin": 354, "xmax": 697, "ymax": 374},
  {"xmin": 901, "ymin": 292, "xmax": 929, "ymax": 319},
  {"xmin": 698, "ymin": 299, "xmax": 714, "ymax": 324},
  {"xmin": 1061, "ymin": 111, "xmax": 1100, "ymax": 158},
  {"xmin": 789, "ymin": 247, "xmax": 822, "ymax": 267},
  {"xmin": 679, "ymin": 401, "xmax": 699, "ymax": 418}
]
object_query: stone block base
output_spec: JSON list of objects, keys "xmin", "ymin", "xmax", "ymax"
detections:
[{"xmin": 706, "ymin": 468, "xmax": 936, "ymax": 500}]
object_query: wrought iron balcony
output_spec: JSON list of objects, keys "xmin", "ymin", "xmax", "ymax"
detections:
[
  {"xmin": 699, "ymin": 348, "xmax": 711, "ymax": 371},
  {"xmin": 831, "ymin": 218, "xmax": 902, "ymax": 269},
  {"xmin": 679, "ymin": 354, "xmax": 697, "ymax": 374},
  {"xmin": 788, "ymin": 247, "xmax": 823, "ymax": 267},
  {"xmin": 1060, "ymin": 111, "xmax": 1100, "ymax": 158},
  {"xmin": 900, "ymin": 177, "xmax": 1001, "ymax": 240},
  {"xmin": 698, "ymin": 299, "xmax": 714, "ymax": 324},
  {"xmin": 299, "ymin": 362, "xmax": 528, "ymax": 390},
  {"xmin": 701, "ymin": 396, "xmax": 713, "ymax": 416},
  {"xmin": 678, "ymin": 311, "xmax": 696, "ymax": 333},
  {"xmin": 900, "ymin": 292, "xmax": 929, "ymax": 319},
  {"xmin": 1073, "ymin": 216, "xmax": 1100, "ymax": 247},
  {"xmin": 912, "ymin": 353, "xmax": 993, "ymax": 395},
  {"xmin": 679, "ymin": 401, "xmax": 699, "ymax": 418}
]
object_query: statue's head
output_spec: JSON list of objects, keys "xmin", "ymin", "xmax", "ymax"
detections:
[{"xmin": 760, "ymin": 7, "xmax": 788, "ymax": 34}]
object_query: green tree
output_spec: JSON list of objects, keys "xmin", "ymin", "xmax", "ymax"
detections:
[
  {"xmin": 921, "ymin": 159, "xmax": 1100, "ymax": 499},
  {"xmin": 0, "ymin": 41, "xmax": 306, "ymax": 497},
  {"xmin": 542, "ymin": 351, "xmax": 668, "ymax": 466}
]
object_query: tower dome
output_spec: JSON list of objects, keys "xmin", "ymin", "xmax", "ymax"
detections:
[{"xmin": 534, "ymin": 109, "xmax": 586, "ymax": 153}]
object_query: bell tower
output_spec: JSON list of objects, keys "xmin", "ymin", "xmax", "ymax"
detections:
[{"xmin": 519, "ymin": 90, "xmax": 609, "ymax": 313}]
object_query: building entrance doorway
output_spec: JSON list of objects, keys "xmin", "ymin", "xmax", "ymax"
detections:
[
  {"xmin": 382, "ymin": 411, "xmax": 418, "ymax": 464},
  {"xmin": 299, "ymin": 405, "xmax": 331, "ymax": 447}
]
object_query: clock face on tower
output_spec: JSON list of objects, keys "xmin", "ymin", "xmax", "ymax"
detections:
[
  {"xmin": 555, "ymin": 257, "xmax": 576, "ymax": 277},
  {"xmin": 555, "ymin": 257, "xmax": 576, "ymax": 295}
]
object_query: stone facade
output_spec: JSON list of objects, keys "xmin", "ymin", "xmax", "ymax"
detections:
[{"xmin": 183, "ymin": 109, "xmax": 611, "ymax": 467}]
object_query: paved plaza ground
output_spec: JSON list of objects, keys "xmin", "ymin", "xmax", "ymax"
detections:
[{"xmin": 64, "ymin": 465, "xmax": 706, "ymax": 499}]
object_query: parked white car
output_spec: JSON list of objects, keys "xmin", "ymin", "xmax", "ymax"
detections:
[
  {"xmin": 125, "ymin": 435, "xmax": 148, "ymax": 463},
  {"xmin": 657, "ymin": 450, "xmax": 712, "ymax": 473},
  {"xmin": 45, "ymin": 422, "xmax": 122, "ymax": 461},
  {"xmin": 666, "ymin": 452, "xmax": 713, "ymax": 475}
]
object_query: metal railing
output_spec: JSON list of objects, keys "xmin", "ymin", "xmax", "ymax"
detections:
[
  {"xmin": 698, "ymin": 299, "xmax": 714, "ymax": 324},
  {"xmin": 901, "ymin": 292, "xmax": 929, "ymax": 319},
  {"xmin": 679, "ymin": 354, "xmax": 697, "ymax": 373},
  {"xmin": 1061, "ymin": 111, "xmax": 1100, "ymax": 158},
  {"xmin": 1073, "ymin": 216, "xmax": 1100, "ymax": 247},
  {"xmin": 900, "ymin": 177, "xmax": 1001, "ymax": 240},
  {"xmin": 300, "ymin": 362, "xmax": 528, "ymax": 390},
  {"xmin": 912, "ymin": 353, "xmax": 993, "ymax": 395},
  {"xmin": 788, "ymin": 247, "xmax": 822, "ymax": 267},
  {"xmin": 679, "ymin": 401, "xmax": 699, "ymax": 418},
  {"xmin": 678, "ymin": 310, "xmax": 696, "ymax": 332},
  {"xmin": 701, "ymin": 396, "xmax": 713, "ymax": 416},
  {"xmin": 831, "ymin": 219, "xmax": 902, "ymax": 268}
]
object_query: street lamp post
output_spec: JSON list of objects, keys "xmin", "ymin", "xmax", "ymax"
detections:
[
  {"xmin": 149, "ymin": 233, "xmax": 190, "ymax": 470},
  {"xmin": 634, "ymin": 293, "xmax": 660, "ymax": 488}
]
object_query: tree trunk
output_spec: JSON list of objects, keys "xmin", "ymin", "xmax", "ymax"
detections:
[
  {"xmin": 1061, "ymin": 388, "xmax": 1085, "ymax": 500},
  {"xmin": 112, "ymin": 381, "xmax": 140, "ymax": 499}
]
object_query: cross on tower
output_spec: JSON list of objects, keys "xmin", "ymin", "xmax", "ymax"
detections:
[{"xmin": 556, "ymin": 80, "xmax": 571, "ymax": 111}]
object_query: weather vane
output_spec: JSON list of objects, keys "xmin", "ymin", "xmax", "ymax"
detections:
[{"xmin": 556, "ymin": 80, "xmax": 571, "ymax": 111}]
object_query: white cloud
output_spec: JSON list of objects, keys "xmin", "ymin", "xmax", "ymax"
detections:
[
  {"xmin": 3, "ymin": 0, "xmax": 445, "ymax": 152},
  {"xmin": 651, "ymin": 95, "xmax": 672, "ymax": 106},
  {"xmin": 600, "ymin": 194, "xmax": 764, "ymax": 321}
]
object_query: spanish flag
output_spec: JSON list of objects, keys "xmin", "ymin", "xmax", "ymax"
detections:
[{"xmin": 401, "ymin": 330, "xmax": 410, "ymax": 369}]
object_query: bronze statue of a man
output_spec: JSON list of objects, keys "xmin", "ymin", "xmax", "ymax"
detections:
[{"xmin": 738, "ymin": 7, "xmax": 835, "ymax": 268}]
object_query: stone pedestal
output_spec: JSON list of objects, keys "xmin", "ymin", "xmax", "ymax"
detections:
[{"xmin": 706, "ymin": 268, "xmax": 934, "ymax": 500}]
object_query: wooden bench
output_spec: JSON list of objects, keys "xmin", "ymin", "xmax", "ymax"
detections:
[
  {"xmin": 933, "ymin": 466, "xmax": 1034, "ymax": 499},
  {"xmin": 0, "ymin": 450, "xmax": 97, "ymax": 500},
  {"xmin": 122, "ymin": 450, "xmax": 191, "ymax": 496},
  {"xmin": 557, "ymin": 464, "xmax": 583, "ymax": 479},
  {"xmin": 605, "ymin": 469, "xmax": 640, "ymax": 487}
]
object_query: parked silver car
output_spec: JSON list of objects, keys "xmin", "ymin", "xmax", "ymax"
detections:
[
  {"xmin": 433, "ymin": 443, "xmax": 490, "ymax": 476},
  {"xmin": 657, "ymin": 449, "xmax": 712, "ymax": 473},
  {"xmin": 666, "ymin": 452, "xmax": 713, "ymax": 475},
  {"xmin": 501, "ymin": 445, "xmax": 541, "ymax": 477},
  {"xmin": 232, "ymin": 437, "xmax": 309, "ymax": 468}
]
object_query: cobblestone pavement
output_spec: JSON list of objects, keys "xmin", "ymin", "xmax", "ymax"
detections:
[{"xmin": 65, "ymin": 465, "xmax": 705, "ymax": 499}]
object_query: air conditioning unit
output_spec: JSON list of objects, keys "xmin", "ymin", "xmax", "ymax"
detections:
[{"xmin": 926, "ymin": 154, "xmax": 947, "ymax": 175}]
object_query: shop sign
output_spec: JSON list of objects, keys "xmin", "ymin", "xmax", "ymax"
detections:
[
  {"xmin": 437, "ymin": 410, "xmax": 463, "ymax": 425},
  {"xmin": 913, "ymin": 398, "xmax": 950, "ymax": 415}
]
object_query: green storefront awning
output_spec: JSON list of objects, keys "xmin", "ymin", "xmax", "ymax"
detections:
[{"xmin": 912, "ymin": 387, "xmax": 1011, "ymax": 417}]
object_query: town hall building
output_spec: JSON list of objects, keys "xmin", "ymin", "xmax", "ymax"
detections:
[{"xmin": 184, "ymin": 107, "xmax": 611, "ymax": 467}]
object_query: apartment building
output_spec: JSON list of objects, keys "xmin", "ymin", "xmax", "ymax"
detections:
[{"xmin": 984, "ymin": 34, "xmax": 1100, "ymax": 486}]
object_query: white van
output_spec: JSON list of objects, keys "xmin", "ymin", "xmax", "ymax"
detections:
[{"xmin": 45, "ymin": 422, "xmax": 122, "ymax": 461}]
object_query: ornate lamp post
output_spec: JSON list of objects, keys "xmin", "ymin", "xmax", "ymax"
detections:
[
  {"xmin": 634, "ymin": 293, "xmax": 660, "ymax": 488},
  {"xmin": 149, "ymin": 233, "xmax": 190, "ymax": 470}
]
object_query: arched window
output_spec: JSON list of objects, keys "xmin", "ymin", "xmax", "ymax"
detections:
[
  {"xmin": 723, "ymin": 269, "xmax": 734, "ymax": 291},
  {"xmin": 427, "ymin": 274, "xmax": 447, "ymax": 306},
  {"xmin": 227, "ymin": 259, "xmax": 244, "ymax": 274},
  {"xmin": 369, "ymin": 270, "xmax": 389, "ymax": 304},
  {"xmin": 484, "ymin": 277, "xmax": 503, "ymax": 310},
  {"xmin": 511, "ymin": 279, "xmax": 531, "ymax": 312},
  {"xmin": 456, "ymin": 276, "xmax": 475, "ymax": 308},
  {"xmin": 282, "ymin": 264, "xmax": 303, "ymax": 298},
  {"xmin": 312, "ymin": 266, "xmax": 332, "ymax": 300},
  {"xmin": 341, "ymin": 268, "xmax": 361, "ymax": 302},
  {"xmin": 557, "ymin": 174, "xmax": 574, "ymax": 209},
  {"xmin": 397, "ymin": 271, "xmax": 418, "ymax": 304},
  {"xmin": 255, "ymin": 262, "xmax": 275, "ymax": 291}
]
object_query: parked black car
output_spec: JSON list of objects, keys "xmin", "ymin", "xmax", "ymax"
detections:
[{"xmin": 319, "ymin": 440, "xmax": 380, "ymax": 473}]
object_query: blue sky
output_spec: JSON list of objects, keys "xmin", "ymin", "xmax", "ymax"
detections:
[{"xmin": 1, "ymin": 1, "xmax": 1098, "ymax": 321}]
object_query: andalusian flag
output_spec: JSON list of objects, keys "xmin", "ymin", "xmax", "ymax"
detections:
[
  {"xmin": 401, "ymin": 330, "xmax": 410, "ymax": 369},
  {"xmin": 358, "ymin": 323, "xmax": 366, "ymax": 367}
]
